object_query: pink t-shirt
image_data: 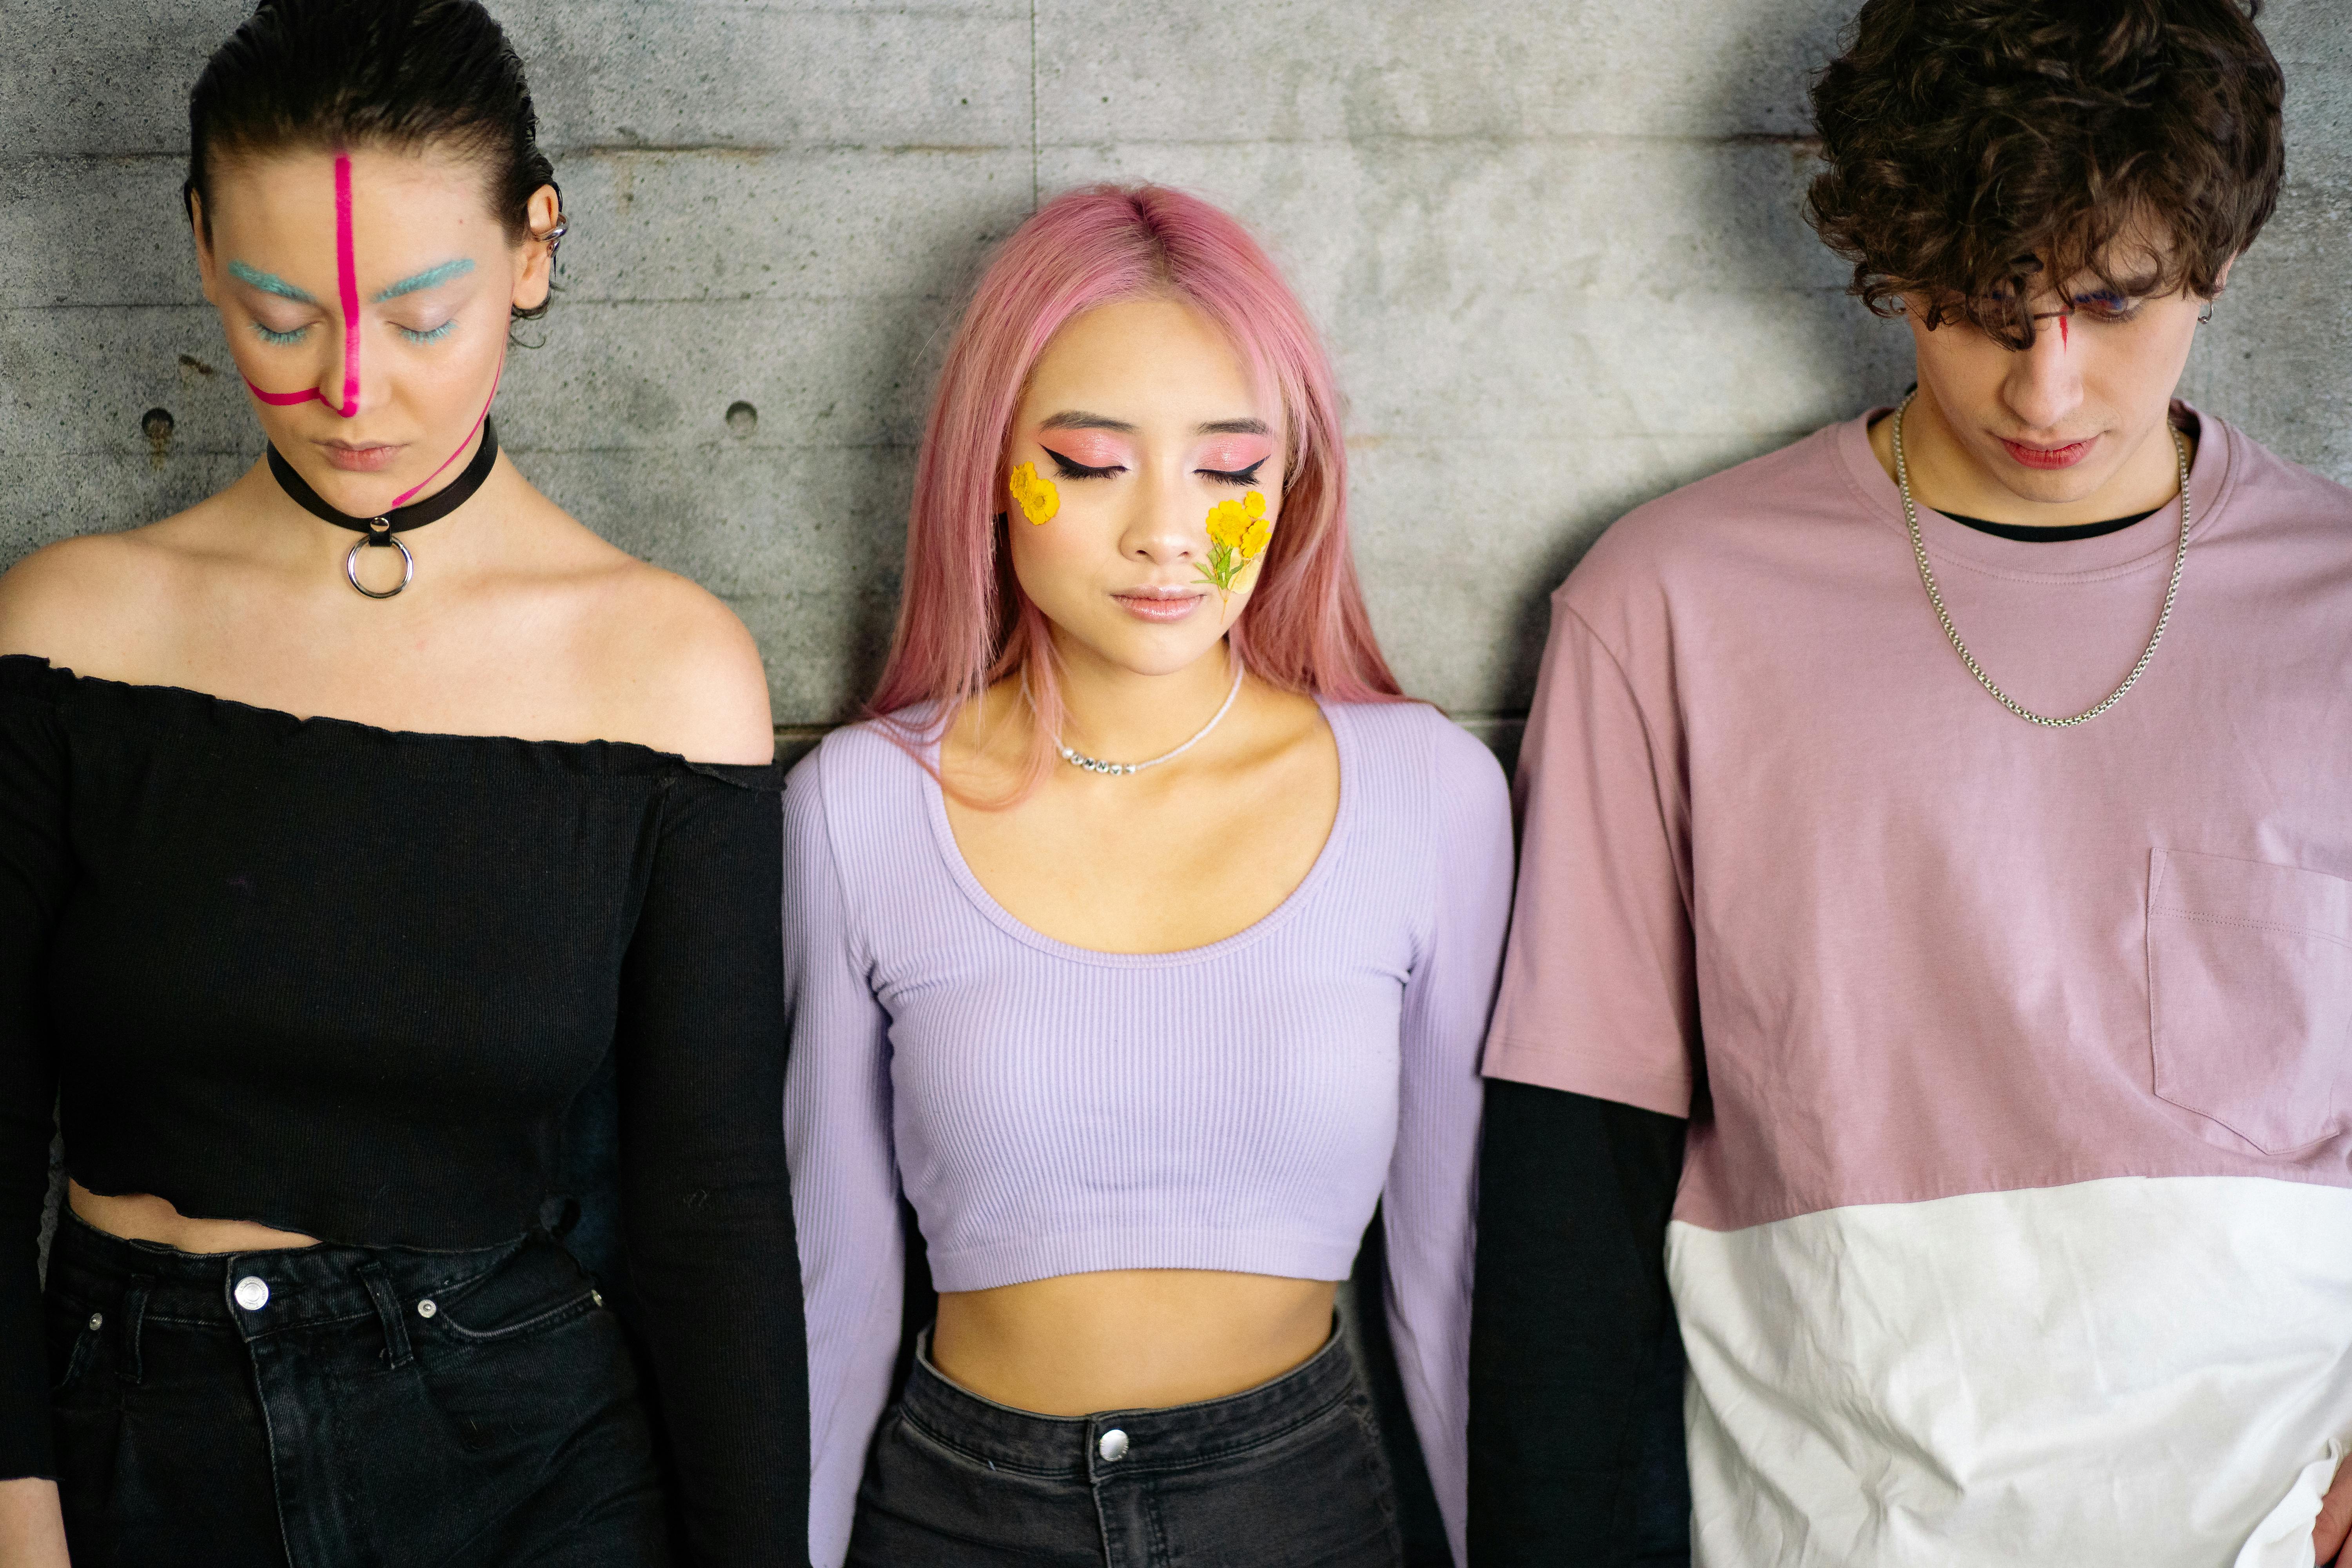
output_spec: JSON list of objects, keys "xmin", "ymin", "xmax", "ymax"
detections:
[{"xmin": 1488, "ymin": 407, "xmax": 2352, "ymax": 1567}]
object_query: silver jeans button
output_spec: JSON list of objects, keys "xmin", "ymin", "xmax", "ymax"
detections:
[
  {"xmin": 416, "ymin": 1298, "xmax": 437, "ymax": 1319},
  {"xmin": 1097, "ymin": 1428, "xmax": 1129, "ymax": 1463},
  {"xmin": 87, "ymin": 1312, "xmax": 103, "ymax": 1332},
  {"xmin": 233, "ymin": 1276, "xmax": 270, "ymax": 1311}
]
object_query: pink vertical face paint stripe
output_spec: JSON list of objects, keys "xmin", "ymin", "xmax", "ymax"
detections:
[
  {"xmin": 238, "ymin": 153, "xmax": 364, "ymax": 415},
  {"xmin": 332, "ymin": 153, "xmax": 361, "ymax": 417},
  {"xmin": 390, "ymin": 351, "xmax": 504, "ymax": 508}
]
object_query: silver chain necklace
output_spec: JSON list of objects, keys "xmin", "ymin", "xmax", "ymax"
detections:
[
  {"xmin": 1892, "ymin": 392, "xmax": 2191, "ymax": 728},
  {"xmin": 1027, "ymin": 653, "xmax": 1245, "ymax": 776}
]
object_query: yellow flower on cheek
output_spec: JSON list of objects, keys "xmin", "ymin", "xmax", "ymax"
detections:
[
  {"xmin": 1007, "ymin": 461, "xmax": 1060, "ymax": 526},
  {"xmin": 1198, "ymin": 490, "xmax": 1273, "ymax": 601},
  {"xmin": 1206, "ymin": 501, "xmax": 1245, "ymax": 551}
]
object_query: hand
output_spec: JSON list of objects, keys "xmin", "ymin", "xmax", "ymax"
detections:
[
  {"xmin": 2316, "ymin": 1455, "xmax": 2352, "ymax": 1567},
  {"xmin": 0, "ymin": 1475, "xmax": 70, "ymax": 1566}
]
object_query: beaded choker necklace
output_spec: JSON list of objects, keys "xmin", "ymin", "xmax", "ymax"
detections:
[{"xmin": 1024, "ymin": 653, "xmax": 1246, "ymax": 777}]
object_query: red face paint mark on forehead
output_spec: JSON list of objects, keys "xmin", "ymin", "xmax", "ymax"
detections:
[{"xmin": 2059, "ymin": 314, "xmax": 2069, "ymax": 350}]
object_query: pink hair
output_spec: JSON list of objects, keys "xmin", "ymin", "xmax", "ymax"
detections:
[{"xmin": 868, "ymin": 182, "xmax": 1405, "ymax": 799}]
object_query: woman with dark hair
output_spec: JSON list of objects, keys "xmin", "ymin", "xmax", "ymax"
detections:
[
  {"xmin": 0, "ymin": 3, "xmax": 806, "ymax": 1564},
  {"xmin": 786, "ymin": 184, "xmax": 1511, "ymax": 1568}
]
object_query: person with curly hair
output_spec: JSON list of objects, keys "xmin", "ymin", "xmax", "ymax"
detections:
[{"xmin": 1470, "ymin": 2, "xmax": 2352, "ymax": 1564}]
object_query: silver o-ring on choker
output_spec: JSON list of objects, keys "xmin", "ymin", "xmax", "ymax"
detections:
[
  {"xmin": 345, "ymin": 520, "xmax": 417, "ymax": 599},
  {"xmin": 267, "ymin": 420, "xmax": 500, "ymax": 600}
]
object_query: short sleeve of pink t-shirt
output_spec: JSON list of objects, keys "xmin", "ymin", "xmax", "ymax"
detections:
[{"xmin": 1483, "ymin": 601, "xmax": 1698, "ymax": 1118}]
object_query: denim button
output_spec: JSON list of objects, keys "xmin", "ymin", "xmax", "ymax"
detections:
[
  {"xmin": 234, "ymin": 1276, "xmax": 270, "ymax": 1310},
  {"xmin": 87, "ymin": 1312, "xmax": 102, "ymax": 1332},
  {"xmin": 1098, "ymin": 1429, "xmax": 1129, "ymax": 1462},
  {"xmin": 416, "ymin": 1299, "xmax": 437, "ymax": 1319}
]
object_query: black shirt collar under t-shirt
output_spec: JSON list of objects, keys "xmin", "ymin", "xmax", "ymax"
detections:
[{"xmin": 1937, "ymin": 507, "xmax": 2160, "ymax": 543}]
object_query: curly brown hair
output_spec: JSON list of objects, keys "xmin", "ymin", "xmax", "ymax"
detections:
[{"xmin": 1806, "ymin": 0, "xmax": 2284, "ymax": 348}]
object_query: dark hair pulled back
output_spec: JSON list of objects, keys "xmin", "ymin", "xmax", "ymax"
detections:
[
  {"xmin": 185, "ymin": 0, "xmax": 559, "ymax": 321},
  {"xmin": 1806, "ymin": 0, "xmax": 2283, "ymax": 349}
]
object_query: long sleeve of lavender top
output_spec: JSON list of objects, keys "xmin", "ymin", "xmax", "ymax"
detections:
[{"xmin": 782, "ymin": 697, "xmax": 1512, "ymax": 1568}]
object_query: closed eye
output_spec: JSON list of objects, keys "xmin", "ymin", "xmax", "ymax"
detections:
[
  {"xmin": 1043, "ymin": 448, "xmax": 1125, "ymax": 480},
  {"xmin": 1198, "ymin": 457, "xmax": 1268, "ymax": 487},
  {"xmin": 397, "ymin": 320, "xmax": 458, "ymax": 345},
  {"xmin": 250, "ymin": 321, "xmax": 309, "ymax": 346},
  {"xmin": 2072, "ymin": 290, "xmax": 2141, "ymax": 323}
]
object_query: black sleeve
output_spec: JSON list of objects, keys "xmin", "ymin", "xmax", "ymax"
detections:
[
  {"xmin": 615, "ymin": 767, "xmax": 809, "ymax": 1567},
  {"xmin": 0, "ymin": 660, "xmax": 70, "ymax": 1481},
  {"xmin": 1469, "ymin": 1079, "xmax": 1686, "ymax": 1566}
]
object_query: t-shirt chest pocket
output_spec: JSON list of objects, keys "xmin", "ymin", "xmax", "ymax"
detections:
[{"xmin": 2147, "ymin": 849, "xmax": 2352, "ymax": 1154}]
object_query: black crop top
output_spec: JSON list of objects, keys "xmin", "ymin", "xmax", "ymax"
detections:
[{"xmin": 0, "ymin": 655, "xmax": 806, "ymax": 1564}]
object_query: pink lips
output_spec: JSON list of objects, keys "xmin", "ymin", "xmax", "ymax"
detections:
[
  {"xmin": 2000, "ymin": 435, "xmax": 2097, "ymax": 470},
  {"xmin": 317, "ymin": 441, "xmax": 404, "ymax": 473},
  {"xmin": 1114, "ymin": 585, "xmax": 1207, "ymax": 623}
]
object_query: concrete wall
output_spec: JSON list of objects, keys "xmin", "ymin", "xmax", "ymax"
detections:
[{"xmin": 4, "ymin": 1, "xmax": 2348, "ymax": 760}]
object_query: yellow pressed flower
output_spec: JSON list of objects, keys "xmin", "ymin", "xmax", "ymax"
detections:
[
  {"xmin": 1007, "ymin": 461, "xmax": 1059, "ymax": 526},
  {"xmin": 1206, "ymin": 500, "xmax": 1248, "ymax": 551},
  {"xmin": 1198, "ymin": 490, "xmax": 1273, "ymax": 601}
]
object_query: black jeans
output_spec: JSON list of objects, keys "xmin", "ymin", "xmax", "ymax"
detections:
[
  {"xmin": 43, "ymin": 1210, "xmax": 670, "ymax": 1568},
  {"xmin": 849, "ymin": 1326, "xmax": 1403, "ymax": 1567}
]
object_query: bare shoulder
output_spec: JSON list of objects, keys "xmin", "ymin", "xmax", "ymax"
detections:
[
  {"xmin": 1256, "ymin": 681, "xmax": 1329, "ymax": 739},
  {"xmin": 572, "ymin": 555, "xmax": 773, "ymax": 765},
  {"xmin": 0, "ymin": 527, "xmax": 183, "ymax": 671},
  {"xmin": 1236, "ymin": 680, "xmax": 1336, "ymax": 772}
]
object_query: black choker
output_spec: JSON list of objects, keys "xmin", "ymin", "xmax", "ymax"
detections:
[{"xmin": 267, "ymin": 420, "xmax": 499, "ymax": 599}]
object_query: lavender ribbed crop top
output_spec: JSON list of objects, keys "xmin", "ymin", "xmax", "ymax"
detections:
[{"xmin": 782, "ymin": 697, "xmax": 1512, "ymax": 1567}]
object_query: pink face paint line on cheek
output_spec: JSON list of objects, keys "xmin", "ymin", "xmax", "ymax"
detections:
[
  {"xmin": 245, "ymin": 381, "xmax": 325, "ymax": 407},
  {"xmin": 390, "ymin": 350, "xmax": 503, "ymax": 508}
]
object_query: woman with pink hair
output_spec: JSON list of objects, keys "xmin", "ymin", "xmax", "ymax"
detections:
[{"xmin": 783, "ymin": 183, "xmax": 1510, "ymax": 1566}]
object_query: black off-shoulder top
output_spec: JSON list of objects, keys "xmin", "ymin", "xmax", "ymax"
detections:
[{"xmin": 0, "ymin": 654, "xmax": 806, "ymax": 1565}]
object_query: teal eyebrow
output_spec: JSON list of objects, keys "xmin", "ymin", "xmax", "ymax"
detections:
[
  {"xmin": 227, "ymin": 260, "xmax": 316, "ymax": 304},
  {"xmin": 373, "ymin": 258, "xmax": 475, "ymax": 301}
]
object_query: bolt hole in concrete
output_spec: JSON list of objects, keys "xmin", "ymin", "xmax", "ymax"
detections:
[
  {"xmin": 142, "ymin": 407, "xmax": 174, "ymax": 468},
  {"xmin": 725, "ymin": 400, "xmax": 758, "ymax": 436}
]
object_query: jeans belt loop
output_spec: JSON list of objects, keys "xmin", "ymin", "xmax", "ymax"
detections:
[
  {"xmin": 358, "ymin": 1261, "xmax": 414, "ymax": 1369},
  {"xmin": 116, "ymin": 1274, "xmax": 154, "ymax": 1387}
]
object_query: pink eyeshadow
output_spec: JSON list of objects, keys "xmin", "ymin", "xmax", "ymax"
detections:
[
  {"xmin": 1036, "ymin": 432, "xmax": 1130, "ymax": 467},
  {"xmin": 1196, "ymin": 436, "xmax": 1274, "ymax": 472}
]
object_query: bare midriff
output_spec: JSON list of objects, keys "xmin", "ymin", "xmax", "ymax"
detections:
[
  {"xmin": 69, "ymin": 1179, "xmax": 318, "ymax": 1255},
  {"xmin": 929, "ymin": 1269, "xmax": 1336, "ymax": 1417}
]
